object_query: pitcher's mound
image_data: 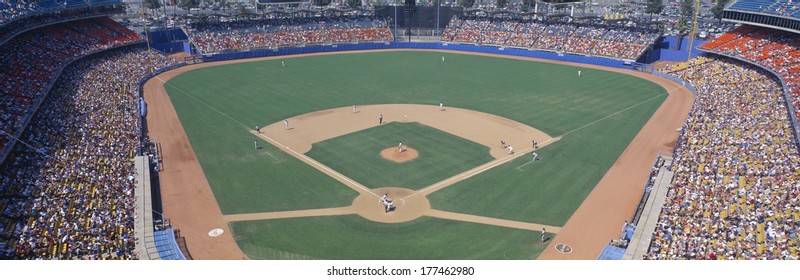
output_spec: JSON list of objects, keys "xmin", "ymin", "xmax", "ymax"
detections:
[{"xmin": 380, "ymin": 147, "xmax": 418, "ymax": 163}]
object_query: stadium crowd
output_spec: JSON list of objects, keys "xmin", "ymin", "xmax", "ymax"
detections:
[
  {"xmin": 700, "ymin": 26, "xmax": 800, "ymax": 124},
  {"xmin": 440, "ymin": 16, "xmax": 660, "ymax": 60},
  {"xmin": 185, "ymin": 16, "xmax": 393, "ymax": 53},
  {"xmin": 0, "ymin": 16, "xmax": 141, "ymax": 159},
  {"xmin": 0, "ymin": 45, "xmax": 178, "ymax": 259},
  {"xmin": 0, "ymin": 0, "xmax": 38, "ymax": 26},
  {"xmin": 648, "ymin": 56, "xmax": 800, "ymax": 260}
]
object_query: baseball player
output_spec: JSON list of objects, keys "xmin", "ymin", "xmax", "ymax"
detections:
[
  {"xmin": 383, "ymin": 199, "xmax": 394, "ymax": 213},
  {"xmin": 254, "ymin": 140, "xmax": 259, "ymax": 150},
  {"xmin": 353, "ymin": 105, "xmax": 357, "ymax": 113},
  {"xmin": 399, "ymin": 142, "xmax": 404, "ymax": 153},
  {"xmin": 507, "ymin": 145, "xmax": 514, "ymax": 154},
  {"xmin": 532, "ymin": 139, "xmax": 538, "ymax": 150},
  {"xmin": 541, "ymin": 228, "xmax": 546, "ymax": 243},
  {"xmin": 281, "ymin": 61, "xmax": 286, "ymax": 68},
  {"xmin": 442, "ymin": 56, "xmax": 445, "ymax": 62},
  {"xmin": 439, "ymin": 102, "xmax": 444, "ymax": 111},
  {"xmin": 532, "ymin": 152, "xmax": 538, "ymax": 161},
  {"xmin": 500, "ymin": 139, "xmax": 506, "ymax": 148},
  {"xmin": 284, "ymin": 119, "xmax": 289, "ymax": 130},
  {"xmin": 578, "ymin": 70, "xmax": 581, "ymax": 77},
  {"xmin": 255, "ymin": 125, "xmax": 260, "ymax": 134},
  {"xmin": 379, "ymin": 114, "xmax": 383, "ymax": 125}
]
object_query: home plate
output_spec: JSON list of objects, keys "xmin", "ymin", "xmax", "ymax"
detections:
[{"xmin": 208, "ymin": 228, "xmax": 224, "ymax": 237}]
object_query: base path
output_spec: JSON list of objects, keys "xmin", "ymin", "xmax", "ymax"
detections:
[
  {"xmin": 259, "ymin": 104, "xmax": 554, "ymax": 160},
  {"xmin": 144, "ymin": 48, "xmax": 692, "ymax": 260}
]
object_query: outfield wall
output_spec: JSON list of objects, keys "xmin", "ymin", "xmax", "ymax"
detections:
[{"xmin": 200, "ymin": 42, "xmax": 635, "ymax": 70}]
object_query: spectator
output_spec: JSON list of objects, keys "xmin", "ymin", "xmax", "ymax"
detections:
[
  {"xmin": 648, "ymin": 56, "xmax": 800, "ymax": 260},
  {"xmin": 0, "ymin": 45, "xmax": 178, "ymax": 259}
]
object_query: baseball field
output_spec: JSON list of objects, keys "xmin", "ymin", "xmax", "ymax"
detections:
[{"xmin": 143, "ymin": 50, "xmax": 693, "ymax": 259}]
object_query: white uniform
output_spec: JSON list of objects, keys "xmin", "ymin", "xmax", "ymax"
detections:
[
  {"xmin": 284, "ymin": 119, "xmax": 289, "ymax": 129},
  {"xmin": 507, "ymin": 146, "xmax": 514, "ymax": 154},
  {"xmin": 578, "ymin": 70, "xmax": 581, "ymax": 77},
  {"xmin": 439, "ymin": 102, "xmax": 443, "ymax": 111},
  {"xmin": 399, "ymin": 142, "xmax": 403, "ymax": 152},
  {"xmin": 442, "ymin": 56, "xmax": 445, "ymax": 62},
  {"xmin": 281, "ymin": 61, "xmax": 286, "ymax": 67}
]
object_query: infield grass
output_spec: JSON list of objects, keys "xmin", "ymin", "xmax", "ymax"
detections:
[
  {"xmin": 231, "ymin": 215, "xmax": 550, "ymax": 260},
  {"xmin": 165, "ymin": 50, "xmax": 667, "ymax": 259},
  {"xmin": 306, "ymin": 122, "xmax": 493, "ymax": 190}
]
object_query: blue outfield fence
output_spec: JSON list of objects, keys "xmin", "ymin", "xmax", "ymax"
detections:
[{"xmin": 200, "ymin": 42, "xmax": 635, "ymax": 70}]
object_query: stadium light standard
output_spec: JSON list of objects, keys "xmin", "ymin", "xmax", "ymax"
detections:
[
  {"xmin": 436, "ymin": 0, "xmax": 439, "ymax": 36},
  {"xmin": 394, "ymin": 0, "xmax": 398, "ymax": 41}
]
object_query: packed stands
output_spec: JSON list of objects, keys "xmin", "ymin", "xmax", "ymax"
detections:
[
  {"xmin": 0, "ymin": 16, "xmax": 142, "ymax": 161},
  {"xmin": 0, "ymin": 0, "xmax": 38, "ymax": 26},
  {"xmin": 185, "ymin": 16, "xmax": 394, "ymax": 54},
  {"xmin": 0, "ymin": 45, "xmax": 178, "ymax": 259},
  {"xmin": 440, "ymin": 16, "xmax": 660, "ymax": 61},
  {"xmin": 650, "ymin": 56, "xmax": 800, "ymax": 259},
  {"xmin": 699, "ymin": 26, "xmax": 800, "ymax": 125}
]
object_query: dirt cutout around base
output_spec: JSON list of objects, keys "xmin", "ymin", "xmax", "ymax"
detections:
[
  {"xmin": 380, "ymin": 147, "xmax": 418, "ymax": 163},
  {"xmin": 353, "ymin": 187, "xmax": 430, "ymax": 223}
]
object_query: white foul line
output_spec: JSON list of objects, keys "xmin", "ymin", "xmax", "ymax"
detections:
[{"xmin": 257, "ymin": 133, "xmax": 380, "ymax": 199}]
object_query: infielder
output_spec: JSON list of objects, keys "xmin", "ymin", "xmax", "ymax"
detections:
[
  {"xmin": 284, "ymin": 119, "xmax": 289, "ymax": 130},
  {"xmin": 255, "ymin": 125, "xmax": 260, "ymax": 134},
  {"xmin": 507, "ymin": 145, "xmax": 514, "ymax": 154},
  {"xmin": 398, "ymin": 142, "xmax": 404, "ymax": 153},
  {"xmin": 379, "ymin": 114, "xmax": 383, "ymax": 124},
  {"xmin": 541, "ymin": 228, "xmax": 546, "ymax": 243},
  {"xmin": 439, "ymin": 102, "xmax": 444, "ymax": 111}
]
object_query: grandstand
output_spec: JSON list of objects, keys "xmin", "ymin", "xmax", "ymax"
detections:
[
  {"xmin": 728, "ymin": 0, "xmax": 800, "ymax": 18},
  {"xmin": 0, "ymin": 0, "xmax": 182, "ymax": 259},
  {"xmin": 184, "ymin": 15, "xmax": 394, "ymax": 54},
  {"xmin": 639, "ymin": 0, "xmax": 800, "ymax": 260},
  {"xmin": 440, "ymin": 16, "xmax": 660, "ymax": 61}
]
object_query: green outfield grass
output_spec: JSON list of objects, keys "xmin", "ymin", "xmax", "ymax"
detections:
[
  {"xmin": 231, "ymin": 215, "xmax": 550, "ymax": 260},
  {"xmin": 306, "ymin": 122, "xmax": 493, "ymax": 190},
  {"xmin": 164, "ymin": 50, "xmax": 667, "ymax": 259},
  {"xmin": 427, "ymin": 96, "xmax": 664, "ymax": 226}
]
